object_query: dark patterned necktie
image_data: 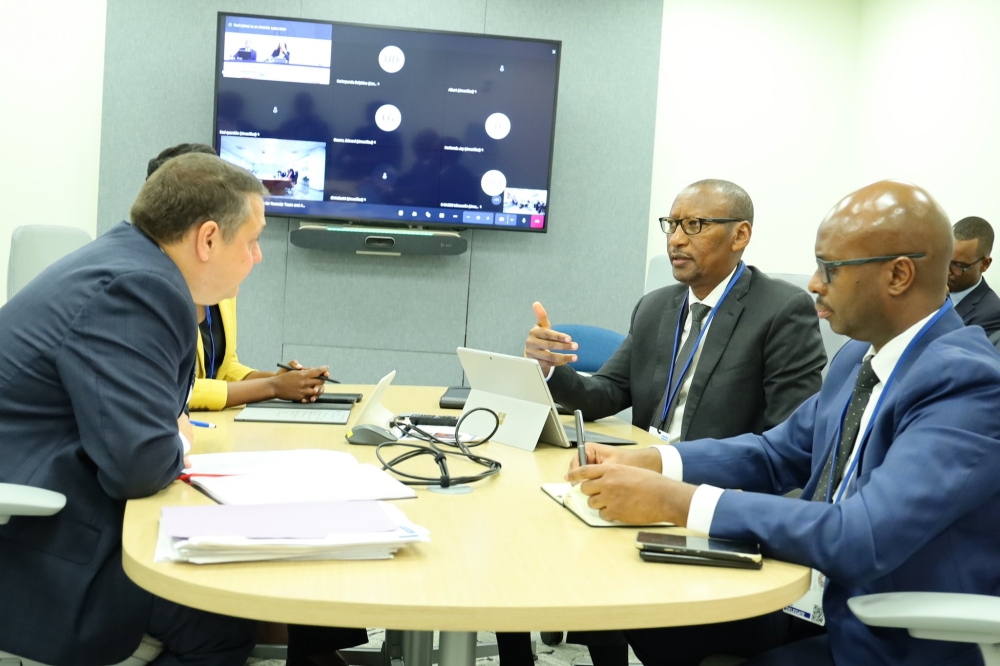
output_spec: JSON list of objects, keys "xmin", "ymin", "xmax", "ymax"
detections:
[
  {"xmin": 658, "ymin": 302, "xmax": 713, "ymax": 431},
  {"xmin": 811, "ymin": 357, "xmax": 880, "ymax": 502}
]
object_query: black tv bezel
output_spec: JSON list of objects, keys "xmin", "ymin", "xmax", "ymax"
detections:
[{"xmin": 213, "ymin": 11, "xmax": 562, "ymax": 234}]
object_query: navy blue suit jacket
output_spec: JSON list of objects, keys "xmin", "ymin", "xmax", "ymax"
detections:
[
  {"xmin": 0, "ymin": 222, "xmax": 196, "ymax": 665},
  {"xmin": 674, "ymin": 308, "xmax": 1000, "ymax": 665},
  {"xmin": 955, "ymin": 277, "xmax": 1000, "ymax": 337}
]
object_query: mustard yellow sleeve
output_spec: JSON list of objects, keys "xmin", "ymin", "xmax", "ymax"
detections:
[
  {"xmin": 190, "ymin": 377, "xmax": 229, "ymax": 411},
  {"xmin": 222, "ymin": 353, "xmax": 255, "ymax": 383}
]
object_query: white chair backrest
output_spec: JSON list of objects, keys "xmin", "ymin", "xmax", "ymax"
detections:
[
  {"xmin": 768, "ymin": 273, "xmax": 851, "ymax": 373},
  {"xmin": 8, "ymin": 225, "xmax": 92, "ymax": 300},
  {"xmin": 645, "ymin": 254, "xmax": 678, "ymax": 294}
]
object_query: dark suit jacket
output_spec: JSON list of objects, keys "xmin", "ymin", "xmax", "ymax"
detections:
[
  {"xmin": 548, "ymin": 265, "xmax": 826, "ymax": 439},
  {"xmin": 0, "ymin": 222, "xmax": 196, "ymax": 665},
  {"xmin": 677, "ymin": 309, "xmax": 1000, "ymax": 665},
  {"xmin": 954, "ymin": 277, "xmax": 1000, "ymax": 336}
]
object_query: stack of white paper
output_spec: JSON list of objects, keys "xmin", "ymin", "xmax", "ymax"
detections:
[
  {"xmin": 155, "ymin": 501, "xmax": 430, "ymax": 564},
  {"xmin": 183, "ymin": 449, "xmax": 416, "ymax": 505}
]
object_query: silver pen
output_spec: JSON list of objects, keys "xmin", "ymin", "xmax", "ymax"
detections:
[{"xmin": 574, "ymin": 409, "xmax": 587, "ymax": 466}]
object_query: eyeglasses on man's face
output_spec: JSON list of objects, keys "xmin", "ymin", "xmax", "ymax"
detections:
[
  {"xmin": 814, "ymin": 253, "xmax": 927, "ymax": 284},
  {"xmin": 659, "ymin": 216, "xmax": 743, "ymax": 236},
  {"xmin": 949, "ymin": 256, "xmax": 986, "ymax": 276}
]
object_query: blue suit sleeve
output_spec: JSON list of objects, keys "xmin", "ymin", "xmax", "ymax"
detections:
[
  {"xmin": 55, "ymin": 272, "xmax": 192, "ymax": 500},
  {"xmin": 706, "ymin": 355, "xmax": 1000, "ymax": 588},
  {"xmin": 675, "ymin": 391, "xmax": 820, "ymax": 495}
]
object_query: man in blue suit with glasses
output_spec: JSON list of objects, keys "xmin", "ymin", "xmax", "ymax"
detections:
[{"xmin": 570, "ymin": 180, "xmax": 1000, "ymax": 666}]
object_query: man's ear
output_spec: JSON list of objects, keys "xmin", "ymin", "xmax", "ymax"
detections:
[
  {"xmin": 981, "ymin": 256, "xmax": 992, "ymax": 273},
  {"xmin": 194, "ymin": 221, "xmax": 221, "ymax": 262},
  {"xmin": 887, "ymin": 256, "xmax": 917, "ymax": 296},
  {"xmin": 731, "ymin": 221, "xmax": 752, "ymax": 253}
]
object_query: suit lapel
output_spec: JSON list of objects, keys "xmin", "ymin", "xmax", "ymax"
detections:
[
  {"xmin": 679, "ymin": 268, "xmax": 750, "ymax": 440},
  {"xmin": 955, "ymin": 280, "xmax": 987, "ymax": 318},
  {"xmin": 650, "ymin": 288, "xmax": 688, "ymax": 428}
]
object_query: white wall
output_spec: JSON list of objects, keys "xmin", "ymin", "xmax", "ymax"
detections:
[
  {"xmin": 648, "ymin": 0, "xmax": 863, "ymax": 278},
  {"xmin": 857, "ymin": 0, "xmax": 1000, "ymax": 224},
  {"xmin": 0, "ymin": 0, "xmax": 107, "ymax": 302},
  {"xmin": 647, "ymin": 0, "xmax": 1000, "ymax": 281}
]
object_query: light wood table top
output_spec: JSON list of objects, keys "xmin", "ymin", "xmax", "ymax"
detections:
[{"xmin": 123, "ymin": 385, "xmax": 808, "ymax": 631}]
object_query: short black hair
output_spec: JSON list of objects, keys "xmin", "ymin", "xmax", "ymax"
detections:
[
  {"xmin": 953, "ymin": 216, "xmax": 994, "ymax": 256},
  {"xmin": 685, "ymin": 179, "xmax": 754, "ymax": 225},
  {"xmin": 147, "ymin": 143, "xmax": 216, "ymax": 179}
]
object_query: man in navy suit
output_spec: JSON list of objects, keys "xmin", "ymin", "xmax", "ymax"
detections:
[
  {"xmin": 949, "ymin": 216, "xmax": 1000, "ymax": 336},
  {"xmin": 0, "ymin": 153, "xmax": 267, "ymax": 666},
  {"xmin": 569, "ymin": 181, "xmax": 1000, "ymax": 666}
]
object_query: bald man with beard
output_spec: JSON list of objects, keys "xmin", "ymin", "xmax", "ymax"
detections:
[{"xmin": 569, "ymin": 181, "xmax": 1000, "ymax": 666}]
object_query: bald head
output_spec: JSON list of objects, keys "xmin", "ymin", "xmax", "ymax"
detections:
[{"xmin": 811, "ymin": 181, "xmax": 951, "ymax": 349}]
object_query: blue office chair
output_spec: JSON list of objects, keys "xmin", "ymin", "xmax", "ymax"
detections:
[{"xmin": 552, "ymin": 324, "xmax": 625, "ymax": 373}]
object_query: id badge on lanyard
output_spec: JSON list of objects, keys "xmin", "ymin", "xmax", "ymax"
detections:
[
  {"xmin": 649, "ymin": 425, "xmax": 671, "ymax": 442},
  {"xmin": 783, "ymin": 300, "xmax": 953, "ymax": 627},
  {"xmin": 784, "ymin": 569, "xmax": 828, "ymax": 625}
]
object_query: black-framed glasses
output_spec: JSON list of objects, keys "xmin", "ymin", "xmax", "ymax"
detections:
[
  {"xmin": 659, "ymin": 216, "xmax": 743, "ymax": 236},
  {"xmin": 815, "ymin": 253, "xmax": 927, "ymax": 284},
  {"xmin": 949, "ymin": 256, "xmax": 986, "ymax": 276}
]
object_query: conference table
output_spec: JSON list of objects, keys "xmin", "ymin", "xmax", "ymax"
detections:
[{"xmin": 122, "ymin": 385, "xmax": 809, "ymax": 666}]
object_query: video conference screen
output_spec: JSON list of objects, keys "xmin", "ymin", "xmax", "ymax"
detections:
[{"xmin": 214, "ymin": 14, "xmax": 561, "ymax": 232}]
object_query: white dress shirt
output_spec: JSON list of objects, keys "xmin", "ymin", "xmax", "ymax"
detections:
[
  {"xmin": 949, "ymin": 277, "xmax": 981, "ymax": 306},
  {"xmin": 655, "ymin": 309, "xmax": 939, "ymax": 536},
  {"xmin": 654, "ymin": 264, "xmax": 739, "ymax": 442}
]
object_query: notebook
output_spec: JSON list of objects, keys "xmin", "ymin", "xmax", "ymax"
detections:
[
  {"xmin": 235, "ymin": 400, "xmax": 352, "ymax": 425},
  {"xmin": 541, "ymin": 482, "xmax": 673, "ymax": 528}
]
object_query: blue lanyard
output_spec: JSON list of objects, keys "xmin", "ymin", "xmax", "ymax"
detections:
[
  {"xmin": 826, "ymin": 299, "xmax": 953, "ymax": 503},
  {"xmin": 204, "ymin": 305, "xmax": 217, "ymax": 380},
  {"xmin": 659, "ymin": 262, "xmax": 747, "ymax": 426}
]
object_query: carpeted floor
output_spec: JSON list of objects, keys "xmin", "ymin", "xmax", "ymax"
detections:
[{"xmin": 247, "ymin": 630, "xmax": 640, "ymax": 666}]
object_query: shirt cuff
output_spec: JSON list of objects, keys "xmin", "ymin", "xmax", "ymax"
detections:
[
  {"xmin": 686, "ymin": 485, "xmax": 724, "ymax": 536},
  {"xmin": 545, "ymin": 365, "xmax": 555, "ymax": 381},
  {"xmin": 179, "ymin": 431, "xmax": 191, "ymax": 455},
  {"xmin": 654, "ymin": 444, "xmax": 683, "ymax": 480}
]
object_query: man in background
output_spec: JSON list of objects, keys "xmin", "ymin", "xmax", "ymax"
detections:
[
  {"xmin": 515, "ymin": 179, "xmax": 827, "ymax": 666},
  {"xmin": 948, "ymin": 215, "xmax": 1000, "ymax": 336}
]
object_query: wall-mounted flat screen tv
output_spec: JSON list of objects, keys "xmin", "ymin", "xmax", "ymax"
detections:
[{"xmin": 214, "ymin": 13, "xmax": 561, "ymax": 232}]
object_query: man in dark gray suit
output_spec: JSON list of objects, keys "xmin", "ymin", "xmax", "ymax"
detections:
[
  {"xmin": 949, "ymin": 216, "xmax": 1000, "ymax": 336},
  {"xmin": 516, "ymin": 179, "xmax": 826, "ymax": 666},
  {"xmin": 0, "ymin": 153, "xmax": 266, "ymax": 666}
]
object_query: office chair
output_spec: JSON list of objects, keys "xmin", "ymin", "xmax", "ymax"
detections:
[
  {"xmin": 7, "ymin": 225, "xmax": 92, "ymax": 301},
  {"xmin": 645, "ymin": 254, "xmax": 678, "ymax": 294},
  {"xmin": 551, "ymin": 324, "xmax": 626, "ymax": 373},
  {"xmin": 0, "ymin": 484, "xmax": 163, "ymax": 666},
  {"xmin": 768, "ymin": 273, "xmax": 850, "ymax": 374},
  {"xmin": 849, "ymin": 592, "xmax": 1000, "ymax": 665}
]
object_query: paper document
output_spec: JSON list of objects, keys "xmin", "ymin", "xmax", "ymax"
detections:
[
  {"xmin": 161, "ymin": 501, "xmax": 397, "ymax": 539},
  {"xmin": 155, "ymin": 501, "xmax": 430, "ymax": 564},
  {"xmin": 184, "ymin": 450, "xmax": 416, "ymax": 504},
  {"xmin": 542, "ymin": 483, "xmax": 673, "ymax": 528}
]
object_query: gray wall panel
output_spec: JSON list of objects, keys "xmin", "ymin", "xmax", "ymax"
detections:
[
  {"xmin": 98, "ymin": 0, "xmax": 293, "ymax": 233},
  {"xmin": 98, "ymin": 0, "xmax": 663, "ymax": 385},
  {"xmin": 300, "ymin": 0, "xmax": 485, "ymax": 31},
  {"xmin": 283, "ymin": 243, "xmax": 471, "ymax": 352},
  {"xmin": 233, "ymin": 216, "xmax": 290, "ymax": 370},
  {"xmin": 465, "ymin": 0, "xmax": 662, "ymax": 358},
  {"xmin": 282, "ymin": 344, "xmax": 464, "ymax": 386}
]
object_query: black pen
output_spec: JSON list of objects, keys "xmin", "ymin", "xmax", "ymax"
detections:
[
  {"xmin": 276, "ymin": 362, "xmax": 341, "ymax": 383},
  {"xmin": 574, "ymin": 409, "xmax": 587, "ymax": 467}
]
